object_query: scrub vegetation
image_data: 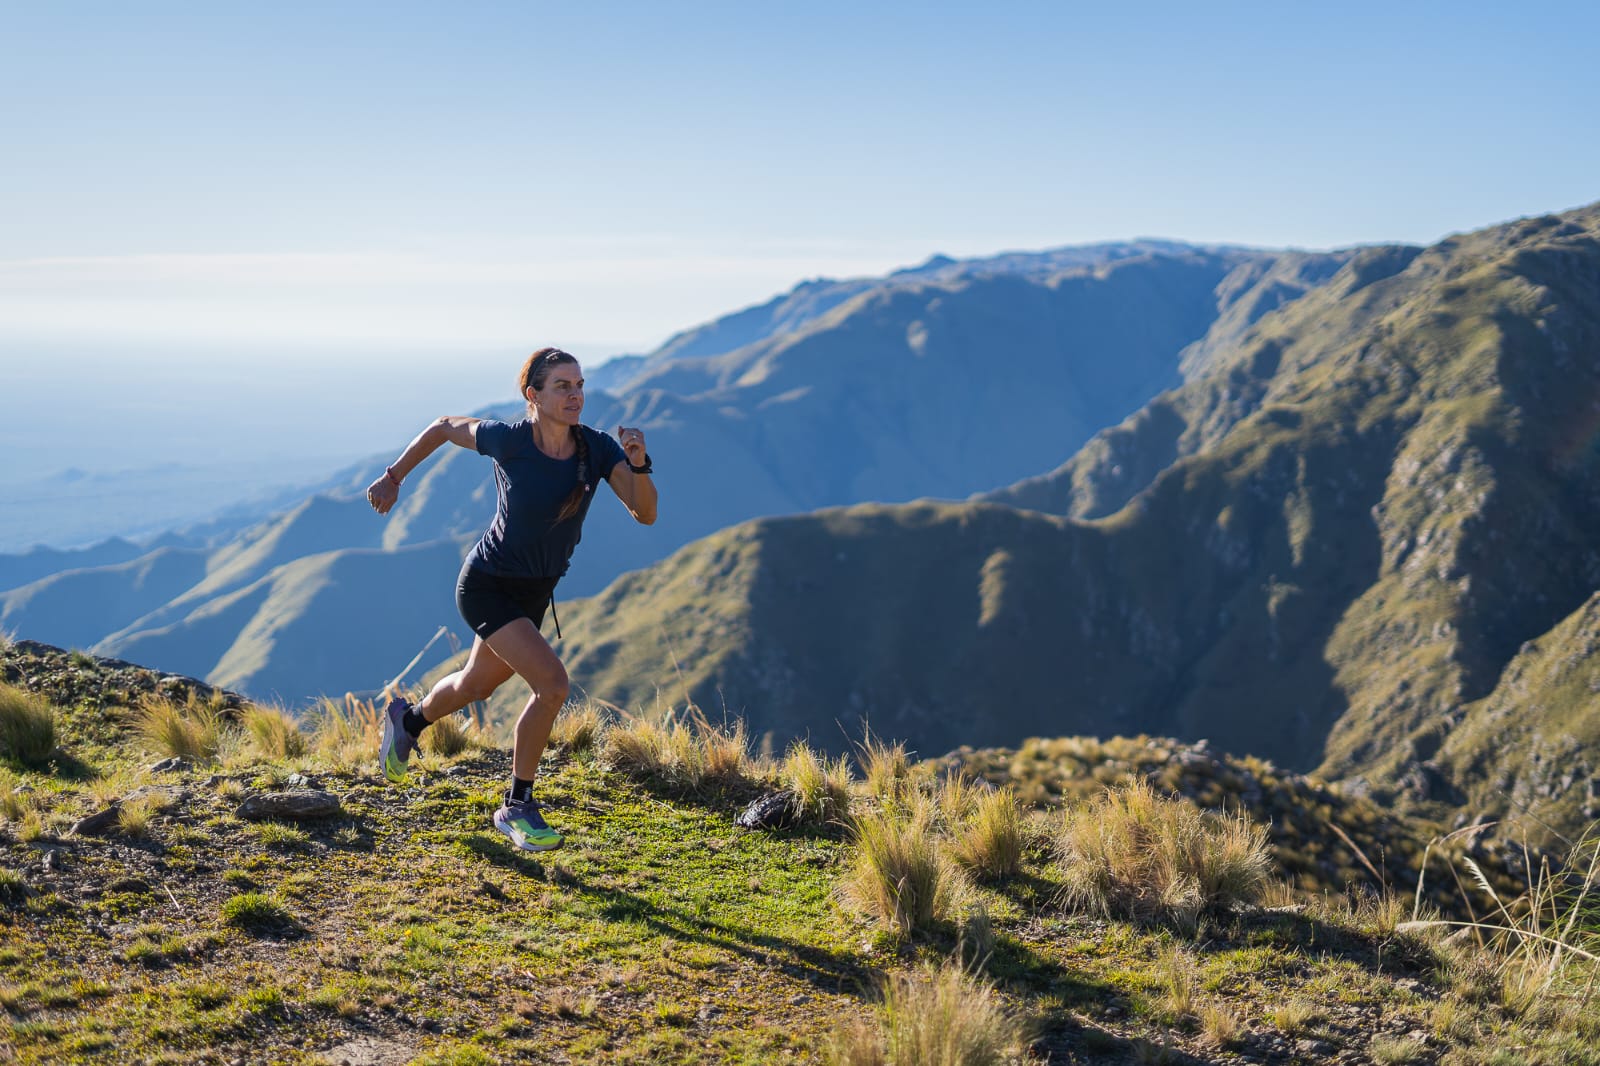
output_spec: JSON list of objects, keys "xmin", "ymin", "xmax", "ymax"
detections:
[{"xmin": 3, "ymin": 641, "xmax": 1599, "ymax": 1064}]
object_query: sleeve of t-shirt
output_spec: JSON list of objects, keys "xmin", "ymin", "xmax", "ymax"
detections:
[
  {"xmin": 474, "ymin": 419, "xmax": 514, "ymax": 459},
  {"xmin": 591, "ymin": 428, "xmax": 627, "ymax": 481}
]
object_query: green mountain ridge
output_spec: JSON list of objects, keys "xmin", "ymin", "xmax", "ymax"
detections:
[{"xmin": 457, "ymin": 203, "xmax": 1600, "ymax": 842}]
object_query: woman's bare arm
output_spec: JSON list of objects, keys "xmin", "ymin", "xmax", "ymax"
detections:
[
  {"xmin": 367, "ymin": 416, "xmax": 480, "ymax": 515},
  {"xmin": 606, "ymin": 424, "xmax": 657, "ymax": 525}
]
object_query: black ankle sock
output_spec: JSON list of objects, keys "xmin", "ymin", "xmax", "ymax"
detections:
[
  {"xmin": 401, "ymin": 707, "xmax": 430, "ymax": 739},
  {"xmin": 509, "ymin": 776, "xmax": 534, "ymax": 804}
]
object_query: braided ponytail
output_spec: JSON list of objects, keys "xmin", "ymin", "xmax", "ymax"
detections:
[{"xmin": 554, "ymin": 426, "xmax": 591, "ymax": 523}]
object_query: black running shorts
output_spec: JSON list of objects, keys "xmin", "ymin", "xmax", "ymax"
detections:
[{"xmin": 455, "ymin": 563, "xmax": 558, "ymax": 641}]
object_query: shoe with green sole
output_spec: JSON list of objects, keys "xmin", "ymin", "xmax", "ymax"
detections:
[{"xmin": 493, "ymin": 797, "xmax": 564, "ymax": 852}]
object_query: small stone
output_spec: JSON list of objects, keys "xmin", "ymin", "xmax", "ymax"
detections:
[
  {"xmin": 789, "ymin": 994, "xmax": 810, "ymax": 1006},
  {"xmin": 285, "ymin": 773, "xmax": 311, "ymax": 788},
  {"xmin": 71, "ymin": 804, "xmax": 123, "ymax": 837},
  {"xmin": 1297, "ymin": 1038, "xmax": 1336, "ymax": 1056},
  {"xmin": 237, "ymin": 790, "xmax": 343, "ymax": 820},
  {"xmin": 149, "ymin": 756, "xmax": 193, "ymax": 774}
]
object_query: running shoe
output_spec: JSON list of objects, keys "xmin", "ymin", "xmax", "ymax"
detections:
[
  {"xmin": 493, "ymin": 797, "xmax": 564, "ymax": 852},
  {"xmin": 379, "ymin": 695, "xmax": 417, "ymax": 783}
]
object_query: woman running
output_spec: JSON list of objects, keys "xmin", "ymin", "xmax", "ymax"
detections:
[{"xmin": 364, "ymin": 347, "xmax": 657, "ymax": 851}]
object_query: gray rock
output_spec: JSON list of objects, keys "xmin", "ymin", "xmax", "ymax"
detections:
[
  {"xmin": 285, "ymin": 773, "xmax": 312, "ymax": 788},
  {"xmin": 148, "ymin": 756, "xmax": 194, "ymax": 774},
  {"xmin": 71, "ymin": 804, "xmax": 123, "ymax": 837},
  {"xmin": 320, "ymin": 1036, "xmax": 418, "ymax": 1065},
  {"xmin": 237, "ymin": 790, "xmax": 342, "ymax": 820},
  {"xmin": 734, "ymin": 790, "xmax": 800, "ymax": 830}
]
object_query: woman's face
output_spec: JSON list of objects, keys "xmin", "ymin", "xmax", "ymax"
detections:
[{"xmin": 532, "ymin": 360, "xmax": 585, "ymax": 424}]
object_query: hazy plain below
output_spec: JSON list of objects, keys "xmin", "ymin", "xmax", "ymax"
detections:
[{"xmin": 0, "ymin": 338, "xmax": 620, "ymax": 552}]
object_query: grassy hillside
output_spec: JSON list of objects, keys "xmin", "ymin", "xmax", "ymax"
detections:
[
  {"xmin": 1429, "ymin": 591, "xmax": 1600, "ymax": 846},
  {"xmin": 4, "ymin": 641, "xmax": 1598, "ymax": 1065}
]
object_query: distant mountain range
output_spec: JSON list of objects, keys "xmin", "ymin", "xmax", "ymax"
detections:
[
  {"xmin": 3, "ymin": 238, "xmax": 1325, "ymax": 704},
  {"xmin": 450, "ymin": 203, "xmax": 1600, "ymax": 843},
  {"xmin": 9, "ymin": 205, "xmax": 1598, "ymax": 847}
]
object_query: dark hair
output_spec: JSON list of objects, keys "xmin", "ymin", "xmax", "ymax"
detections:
[
  {"xmin": 519, "ymin": 348, "xmax": 591, "ymax": 523},
  {"xmin": 519, "ymin": 347, "xmax": 577, "ymax": 396}
]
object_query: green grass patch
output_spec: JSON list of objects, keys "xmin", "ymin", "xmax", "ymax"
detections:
[{"xmin": 219, "ymin": 892, "xmax": 295, "ymax": 934}]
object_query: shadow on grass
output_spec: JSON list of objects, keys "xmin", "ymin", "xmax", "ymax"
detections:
[
  {"xmin": 464, "ymin": 831, "xmax": 1109, "ymax": 1010},
  {"xmin": 1031, "ymin": 1013, "xmax": 1220, "ymax": 1066},
  {"xmin": 318, "ymin": 814, "xmax": 378, "ymax": 853},
  {"xmin": 0, "ymin": 748, "xmax": 98, "ymax": 781},
  {"xmin": 1225, "ymin": 906, "xmax": 1443, "ymax": 978}
]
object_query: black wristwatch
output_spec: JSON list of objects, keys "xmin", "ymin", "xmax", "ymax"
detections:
[{"xmin": 628, "ymin": 453, "xmax": 654, "ymax": 475}]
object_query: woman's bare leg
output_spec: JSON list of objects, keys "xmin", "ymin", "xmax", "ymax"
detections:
[
  {"xmin": 482, "ymin": 617, "xmax": 569, "ymax": 781},
  {"xmin": 416, "ymin": 636, "xmax": 514, "ymax": 723}
]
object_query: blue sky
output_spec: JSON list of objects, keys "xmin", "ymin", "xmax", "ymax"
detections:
[{"xmin": 1, "ymin": 1, "xmax": 1597, "ymax": 487}]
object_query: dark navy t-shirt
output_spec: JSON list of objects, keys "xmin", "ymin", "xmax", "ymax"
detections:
[{"xmin": 465, "ymin": 420, "xmax": 627, "ymax": 579}]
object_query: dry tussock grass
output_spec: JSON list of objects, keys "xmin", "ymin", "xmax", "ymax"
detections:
[
  {"xmin": 599, "ymin": 707, "xmax": 755, "ymax": 792},
  {"xmin": 1199, "ymin": 1002, "xmax": 1242, "ymax": 1049},
  {"xmin": 308, "ymin": 694, "xmax": 385, "ymax": 768},
  {"xmin": 825, "ymin": 959, "xmax": 1026, "ymax": 1065},
  {"xmin": 860, "ymin": 733, "xmax": 913, "ymax": 805},
  {"xmin": 840, "ymin": 796, "xmax": 964, "ymax": 936},
  {"xmin": 115, "ymin": 791, "xmax": 174, "ymax": 837},
  {"xmin": 242, "ymin": 706, "xmax": 307, "ymax": 760},
  {"xmin": 946, "ymin": 785, "xmax": 1025, "ymax": 881},
  {"xmin": 550, "ymin": 700, "xmax": 609, "ymax": 755},
  {"xmin": 1401, "ymin": 824, "xmax": 1600, "ymax": 1024},
  {"xmin": 137, "ymin": 693, "xmax": 229, "ymax": 762},
  {"xmin": 1054, "ymin": 779, "xmax": 1271, "ymax": 929},
  {"xmin": 784, "ymin": 741, "xmax": 853, "ymax": 825},
  {"xmin": 423, "ymin": 713, "xmax": 476, "ymax": 758},
  {"xmin": 0, "ymin": 682, "xmax": 55, "ymax": 767}
]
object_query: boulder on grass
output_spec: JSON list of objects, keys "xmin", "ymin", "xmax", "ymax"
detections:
[{"xmin": 237, "ymin": 790, "xmax": 342, "ymax": 821}]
